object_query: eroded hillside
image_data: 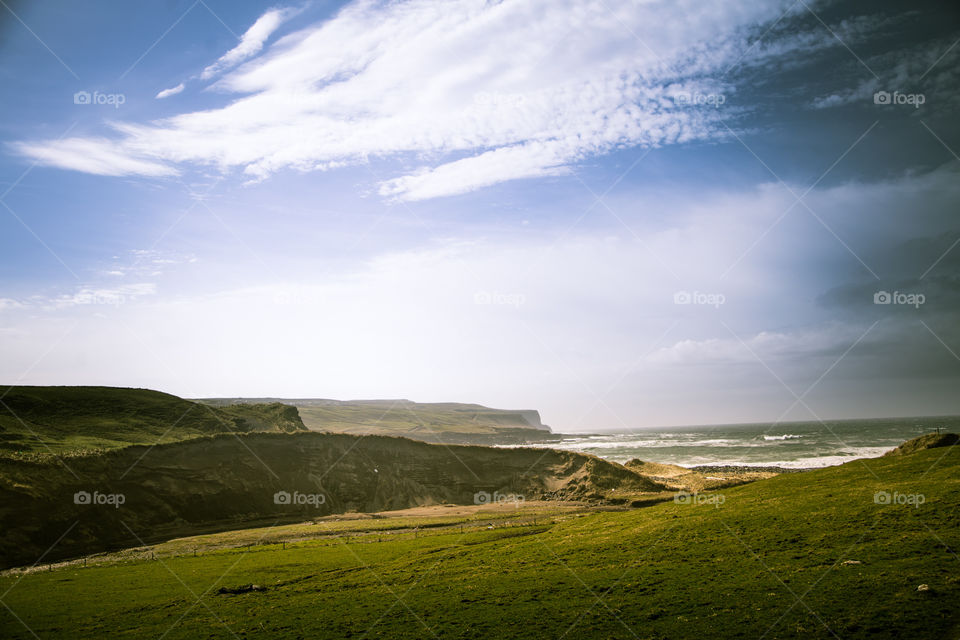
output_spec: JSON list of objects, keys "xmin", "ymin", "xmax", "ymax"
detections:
[{"xmin": 0, "ymin": 432, "xmax": 663, "ymax": 568}]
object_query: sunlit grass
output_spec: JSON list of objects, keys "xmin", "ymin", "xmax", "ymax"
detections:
[{"xmin": 2, "ymin": 446, "xmax": 957, "ymax": 639}]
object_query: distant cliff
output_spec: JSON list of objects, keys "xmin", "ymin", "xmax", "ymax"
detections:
[{"xmin": 198, "ymin": 397, "xmax": 558, "ymax": 444}]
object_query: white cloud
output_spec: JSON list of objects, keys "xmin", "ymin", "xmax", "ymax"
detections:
[
  {"xmin": 3, "ymin": 168, "xmax": 958, "ymax": 426},
  {"xmin": 10, "ymin": 138, "xmax": 178, "ymax": 177},
  {"xmin": 811, "ymin": 34, "xmax": 960, "ymax": 111},
  {"xmin": 1, "ymin": 284, "xmax": 159, "ymax": 312},
  {"xmin": 0, "ymin": 298, "xmax": 24, "ymax": 311},
  {"xmin": 378, "ymin": 142, "xmax": 573, "ymax": 201},
  {"xmin": 645, "ymin": 327, "xmax": 859, "ymax": 366},
  {"xmin": 16, "ymin": 0, "xmax": 815, "ymax": 197},
  {"xmin": 47, "ymin": 283, "xmax": 158, "ymax": 309},
  {"xmin": 156, "ymin": 83, "xmax": 185, "ymax": 99},
  {"xmin": 200, "ymin": 8, "xmax": 294, "ymax": 80}
]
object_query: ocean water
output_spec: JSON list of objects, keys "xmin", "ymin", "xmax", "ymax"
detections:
[{"xmin": 511, "ymin": 416, "xmax": 960, "ymax": 469}]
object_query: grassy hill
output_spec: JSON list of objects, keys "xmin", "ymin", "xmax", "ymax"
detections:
[
  {"xmin": 0, "ymin": 440, "xmax": 956, "ymax": 638},
  {"xmin": 0, "ymin": 386, "xmax": 307, "ymax": 456},
  {"xmin": 199, "ymin": 397, "xmax": 561, "ymax": 444},
  {"xmin": 0, "ymin": 431, "xmax": 664, "ymax": 568}
]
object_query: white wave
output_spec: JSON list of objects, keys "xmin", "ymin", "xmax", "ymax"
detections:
[
  {"xmin": 594, "ymin": 446, "xmax": 896, "ymax": 468},
  {"xmin": 550, "ymin": 439, "xmax": 663, "ymax": 450},
  {"xmin": 762, "ymin": 434, "xmax": 802, "ymax": 441},
  {"xmin": 676, "ymin": 446, "xmax": 894, "ymax": 469},
  {"xmin": 550, "ymin": 437, "xmax": 751, "ymax": 449},
  {"xmin": 695, "ymin": 439, "xmax": 742, "ymax": 446}
]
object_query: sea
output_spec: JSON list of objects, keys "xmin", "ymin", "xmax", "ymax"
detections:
[{"xmin": 507, "ymin": 416, "xmax": 960, "ymax": 469}]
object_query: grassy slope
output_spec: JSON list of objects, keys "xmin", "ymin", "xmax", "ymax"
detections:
[
  {"xmin": 0, "ymin": 386, "xmax": 306, "ymax": 455},
  {"xmin": 0, "ymin": 432, "xmax": 663, "ymax": 567},
  {"xmin": 0, "ymin": 431, "xmax": 663, "ymax": 568},
  {"xmin": 2, "ymin": 446, "xmax": 957, "ymax": 639},
  {"xmin": 296, "ymin": 403, "xmax": 526, "ymax": 434}
]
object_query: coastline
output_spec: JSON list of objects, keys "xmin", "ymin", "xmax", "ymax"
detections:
[{"xmin": 688, "ymin": 464, "xmax": 813, "ymax": 474}]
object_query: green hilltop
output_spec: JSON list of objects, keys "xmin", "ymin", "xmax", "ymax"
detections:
[{"xmin": 0, "ymin": 386, "xmax": 307, "ymax": 456}]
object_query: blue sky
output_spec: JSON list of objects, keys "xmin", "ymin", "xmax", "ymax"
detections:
[{"xmin": 1, "ymin": 0, "xmax": 959, "ymax": 431}]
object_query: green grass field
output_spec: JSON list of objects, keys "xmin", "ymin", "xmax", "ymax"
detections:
[
  {"xmin": 0, "ymin": 386, "xmax": 306, "ymax": 457},
  {"xmin": 2, "ymin": 445, "xmax": 957, "ymax": 639}
]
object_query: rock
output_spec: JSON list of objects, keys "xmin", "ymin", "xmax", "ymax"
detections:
[
  {"xmin": 884, "ymin": 433, "xmax": 958, "ymax": 457},
  {"xmin": 841, "ymin": 560, "xmax": 862, "ymax": 566},
  {"xmin": 917, "ymin": 584, "xmax": 931, "ymax": 592},
  {"xmin": 217, "ymin": 584, "xmax": 266, "ymax": 595}
]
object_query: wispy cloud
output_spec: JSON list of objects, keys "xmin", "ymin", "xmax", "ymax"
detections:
[
  {"xmin": 155, "ymin": 83, "xmax": 185, "ymax": 99},
  {"xmin": 2, "ymin": 283, "xmax": 160, "ymax": 311},
  {"xmin": 0, "ymin": 298, "xmax": 24, "ymax": 311},
  {"xmin": 11, "ymin": 137, "xmax": 178, "ymax": 177},
  {"xmin": 12, "ymin": 0, "xmax": 845, "ymax": 198},
  {"xmin": 50, "ymin": 283, "xmax": 157, "ymax": 308},
  {"xmin": 200, "ymin": 7, "xmax": 295, "ymax": 80},
  {"xmin": 811, "ymin": 35, "xmax": 960, "ymax": 111}
]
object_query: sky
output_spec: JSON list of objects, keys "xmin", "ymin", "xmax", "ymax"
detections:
[{"xmin": 1, "ymin": 0, "xmax": 959, "ymax": 432}]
